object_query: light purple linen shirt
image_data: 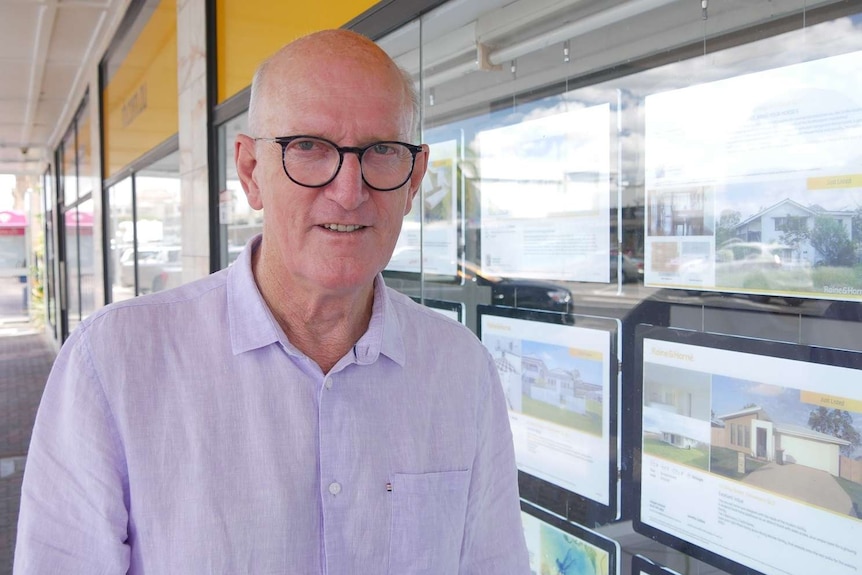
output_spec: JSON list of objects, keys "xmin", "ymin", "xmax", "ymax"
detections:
[{"xmin": 14, "ymin": 236, "xmax": 529, "ymax": 575}]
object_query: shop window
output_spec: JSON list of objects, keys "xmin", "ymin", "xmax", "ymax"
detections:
[
  {"xmin": 108, "ymin": 178, "xmax": 133, "ymax": 302},
  {"xmin": 134, "ymin": 151, "xmax": 182, "ymax": 295}
]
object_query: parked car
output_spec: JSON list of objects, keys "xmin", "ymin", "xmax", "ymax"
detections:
[
  {"xmin": 460, "ymin": 261, "xmax": 573, "ymax": 313},
  {"xmin": 384, "ymin": 249, "xmax": 573, "ymax": 313},
  {"xmin": 611, "ymin": 253, "xmax": 644, "ymax": 283},
  {"xmin": 119, "ymin": 245, "xmax": 182, "ymax": 293}
]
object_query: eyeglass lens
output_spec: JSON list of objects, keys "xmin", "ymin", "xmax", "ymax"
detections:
[{"xmin": 282, "ymin": 137, "xmax": 415, "ymax": 191}]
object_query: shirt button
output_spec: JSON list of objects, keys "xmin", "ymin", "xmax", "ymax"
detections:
[
  {"xmin": 324, "ymin": 377, "xmax": 333, "ymax": 389},
  {"xmin": 328, "ymin": 482, "xmax": 341, "ymax": 495}
]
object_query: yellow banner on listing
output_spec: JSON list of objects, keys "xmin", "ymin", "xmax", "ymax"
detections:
[
  {"xmin": 807, "ymin": 174, "xmax": 862, "ymax": 189},
  {"xmin": 568, "ymin": 348, "xmax": 602, "ymax": 361},
  {"xmin": 800, "ymin": 391, "xmax": 862, "ymax": 413}
]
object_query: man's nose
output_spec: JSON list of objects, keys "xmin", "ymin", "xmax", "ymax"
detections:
[{"xmin": 324, "ymin": 152, "xmax": 368, "ymax": 210}]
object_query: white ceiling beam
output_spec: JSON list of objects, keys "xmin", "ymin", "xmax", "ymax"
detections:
[
  {"xmin": 46, "ymin": 7, "xmax": 111, "ymax": 148},
  {"xmin": 20, "ymin": 2, "xmax": 58, "ymax": 149}
]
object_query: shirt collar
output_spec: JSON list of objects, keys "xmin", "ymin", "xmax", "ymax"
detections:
[
  {"xmin": 227, "ymin": 234, "xmax": 406, "ymax": 366},
  {"xmin": 228, "ymin": 235, "xmax": 282, "ymax": 355},
  {"xmin": 353, "ymin": 273, "xmax": 406, "ymax": 367}
]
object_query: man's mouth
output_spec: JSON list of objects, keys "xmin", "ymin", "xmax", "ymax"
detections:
[{"xmin": 322, "ymin": 224, "xmax": 365, "ymax": 232}]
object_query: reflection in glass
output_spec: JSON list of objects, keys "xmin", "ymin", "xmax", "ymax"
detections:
[
  {"xmin": 61, "ymin": 130, "xmax": 77, "ymax": 206},
  {"xmin": 476, "ymin": 104, "xmax": 611, "ymax": 283},
  {"xmin": 377, "ymin": 0, "xmax": 861, "ymax": 318},
  {"xmin": 108, "ymin": 178, "xmax": 133, "ymax": 302},
  {"xmin": 103, "ymin": 153, "xmax": 187, "ymax": 300},
  {"xmin": 644, "ymin": 50, "xmax": 862, "ymax": 302},
  {"xmin": 387, "ymin": 137, "xmax": 461, "ymax": 278},
  {"xmin": 135, "ymin": 151, "xmax": 182, "ymax": 295},
  {"xmin": 64, "ymin": 208, "xmax": 80, "ymax": 333},
  {"xmin": 77, "ymin": 99, "xmax": 93, "ymax": 198},
  {"xmin": 43, "ymin": 172, "xmax": 57, "ymax": 334},
  {"xmin": 76, "ymin": 199, "xmax": 96, "ymax": 320}
]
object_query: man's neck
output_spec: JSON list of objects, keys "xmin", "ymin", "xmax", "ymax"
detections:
[{"xmin": 253, "ymin": 254, "xmax": 375, "ymax": 374}]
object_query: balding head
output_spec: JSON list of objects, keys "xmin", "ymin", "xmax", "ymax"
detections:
[{"xmin": 247, "ymin": 30, "xmax": 419, "ymax": 141}]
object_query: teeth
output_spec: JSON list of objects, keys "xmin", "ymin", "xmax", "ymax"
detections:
[{"xmin": 323, "ymin": 224, "xmax": 364, "ymax": 232}]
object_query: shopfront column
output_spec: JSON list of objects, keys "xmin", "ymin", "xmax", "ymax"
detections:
[{"xmin": 177, "ymin": 0, "xmax": 209, "ymax": 282}]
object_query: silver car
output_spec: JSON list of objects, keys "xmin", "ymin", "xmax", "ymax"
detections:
[{"xmin": 119, "ymin": 245, "xmax": 182, "ymax": 293}]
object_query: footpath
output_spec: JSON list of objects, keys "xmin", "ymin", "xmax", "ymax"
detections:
[{"xmin": 0, "ymin": 276, "xmax": 56, "ymax": 574}]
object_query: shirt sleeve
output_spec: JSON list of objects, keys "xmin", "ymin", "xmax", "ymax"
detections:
[
  {"xmin": 459, "ymin": 351, "xmax": 531, "ymax": 574},
  {"xmin": 14, "ymin": 325, "xmax": 131, "ymax": 574}
]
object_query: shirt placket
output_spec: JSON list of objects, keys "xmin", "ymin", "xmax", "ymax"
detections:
[{"xmin": 318, "ymin": 369, "xmax": 351, "ymax": 575}]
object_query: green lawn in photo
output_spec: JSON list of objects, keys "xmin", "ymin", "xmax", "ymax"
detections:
[
  {"xmin": 811, "ymin": 265, "xmax": 862, "ymax": 291},
  {"xmin": 709, "ymin": 445, "xmax": 768, "ymax": 479},
  {"xmin": 835, "ymin": 476, "xmax": 862, "ymax": 519},
  {"xmin": 643, "ymin": 436, "xmax": 709, "ymax": 471},
  {"xmin": 716, "ymin": 267, "xmax": 814, "ymax": 293},
  {"xmin": 522, "ymin": 395, "xmax": 602, "ymax": 436},
  {"xmin": 716, "ymin": 264, "xmax": 862, "ymax": 296}
]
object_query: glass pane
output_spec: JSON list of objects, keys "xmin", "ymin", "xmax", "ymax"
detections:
[
  {"xmin": 42, "ymin": 171, "xmax": 57, "ymax": 333},
  {"xmin": 78, "ymin": 99, "xmax": 93, "ymax": 198},
  {"xmin": 64, "ymin": 208, "xmax": 81, "ymax": 332},
  {"xmin": 379, "ymin": 20, "xmax": 467, "ymax": 315},
  {"xmin": 77, "ymin": 198, "xmax": 96, "ymax": 319},
  {"xmin": 381, "ymin": 20, "xmax": 452, "ymax": 278},
  {"xmin": 61, "ymin": 131, "xmax": 77, "ymax": 206},
  {"xmin": 376, "ymin": 0, "xmax": 862, "ymax": 325},
  {"xmin": 108, "ymin": 177, "xmax": 133, "ymax": 302},
  {"xmin": 374, "ymin": 1, "xmax": 862, "ymax": 566},
  {"xmin": 218, "ymin": 112, "xmax": 261, "ymax": 268},
  {"xmin": 135, "ymin": 150, "xmax": 182, "ymax": 294}
]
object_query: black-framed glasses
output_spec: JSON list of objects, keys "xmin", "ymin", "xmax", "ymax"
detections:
[{"xmin": 254, "ymin": 135, "xmax": 423, "ymax": 192}]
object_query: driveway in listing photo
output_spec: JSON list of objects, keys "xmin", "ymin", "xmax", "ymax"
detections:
[{"xmin": 741, "ymin": 461, "xmax": 854, "ymax": 517}]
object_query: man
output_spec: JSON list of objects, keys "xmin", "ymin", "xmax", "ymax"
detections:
[{"xmin": 15, "ymin": 30, "xmax": 529, "ymax": 573}]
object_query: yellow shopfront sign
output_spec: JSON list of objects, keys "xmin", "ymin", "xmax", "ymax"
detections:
[
  {"xmin": 216, "ymin": 0, "xmax": 378, "ymax": 103},
  {"xmin": 103, "ymin": 0, "xmax": 178, "ymax": 179},
  {"xmin": 103, "ymin": 0, "xmax": 380, "ymax": 176}
]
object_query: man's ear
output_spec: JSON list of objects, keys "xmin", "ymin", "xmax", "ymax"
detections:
[
  {"xmin": 404, "ymin": 144, "xmax": 430, "ymax": 216},
  {"xmin": 235, "ymin": 134, "xmax": 263, "ymax": 210}
]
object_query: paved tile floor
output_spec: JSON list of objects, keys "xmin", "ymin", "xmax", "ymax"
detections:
[{"xmin": 0, "ymin": 313, "xmax": 56, "ymax": 574}]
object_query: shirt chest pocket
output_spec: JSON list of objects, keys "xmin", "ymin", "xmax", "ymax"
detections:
[{"xmin": 388, "ymin": 470, "xmax": 471, "ymax": 575}]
